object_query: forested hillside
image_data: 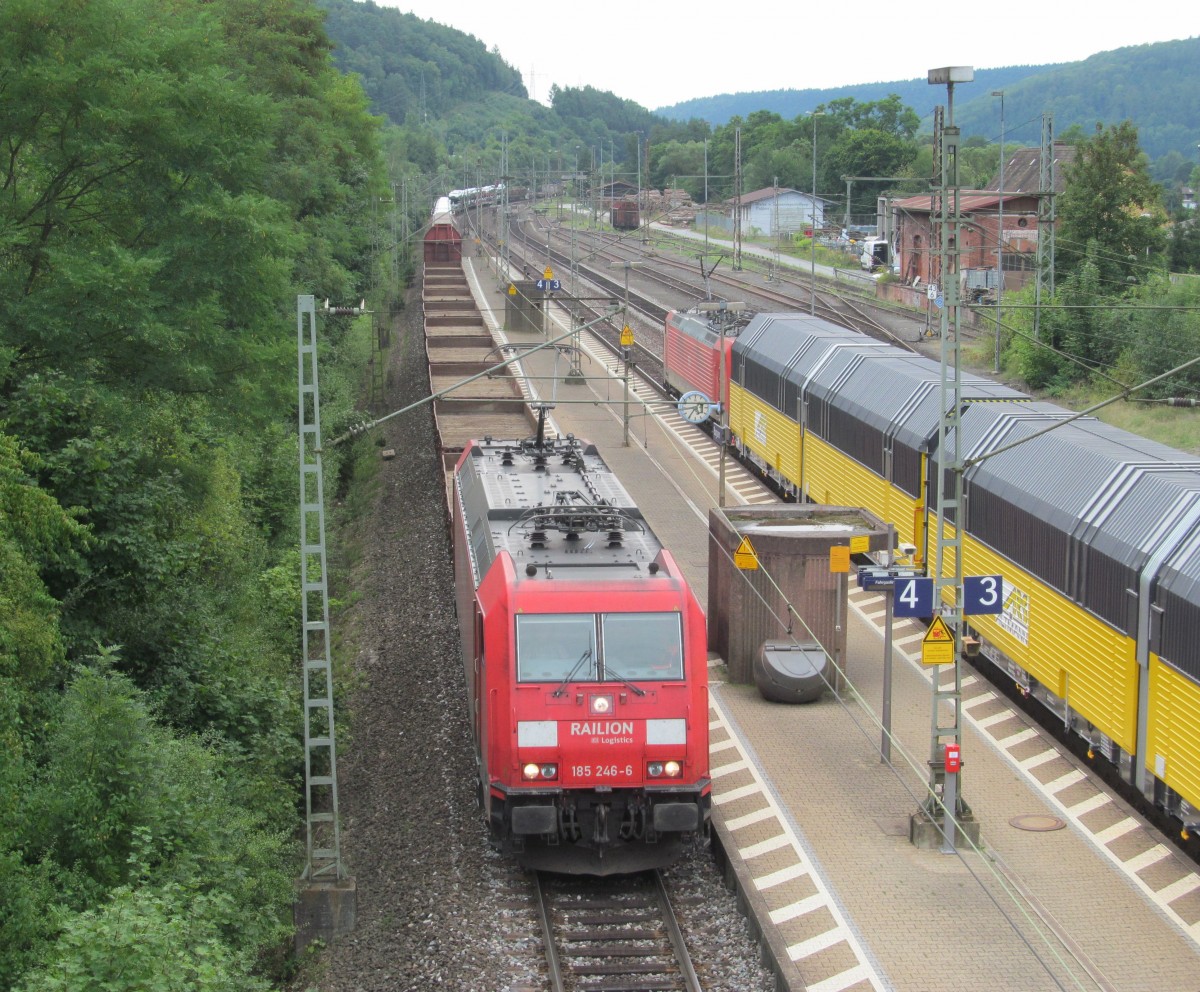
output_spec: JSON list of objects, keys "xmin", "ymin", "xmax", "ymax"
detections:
[
  {"xmin": 318, "ymin": 0, "xmax": 527, "ymax": 123},
  {"xmin": 657, "ymin": 65, "xmax": 1042, "ymax": 131},
  {"xmin": 658, "ymin": 37, "xmax": 1200, "ymax": 161},
  {"xmin": 0, "ymin": 0, "xmax": 390, "ymax": 988}
]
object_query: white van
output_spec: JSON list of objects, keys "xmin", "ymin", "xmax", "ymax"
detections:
[{"xmin": 859, "ymin": 238, "xmax": 890, "ymax": 272}]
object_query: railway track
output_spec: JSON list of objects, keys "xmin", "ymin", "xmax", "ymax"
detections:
[
  {"xmin": 509, "ymin": 208, "xmax": 917, "ymax": 352},
  {"xmin": 534, "ymin": 870, "xmax": 704, "ymax": 992},
  {"xmin": 418, "ymin": 202, "xmax": 1200, "ymax": 992}
]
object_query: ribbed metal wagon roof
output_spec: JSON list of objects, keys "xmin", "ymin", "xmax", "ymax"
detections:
[
  {"xmin": 1160, "ymin": 527, "xmax": 1200, "ymax": 620},
  {"xmin": 807, "ymin": 349, "xmax": 1027, "ymax": 443},
  {"xmin": 733, "ymin": 313, "xmax": 863, "ymax": 377},
  {"xmin": 1081, "ymin": 469, "xmax": 1200, "ymax": 569},
  {"xmin": 953, "ymin": 404, "xmax": 1200, "ymax": 541}
]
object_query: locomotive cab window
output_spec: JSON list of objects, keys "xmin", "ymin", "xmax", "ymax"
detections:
[
  {"xmin": 515, "ymin": 612, "xmax": 682, "ymax": 684},
  {"xmin": 601, "ymin": 613, "xmax": 683, "ymax": 681},
  {"xmin": 516, "ymin": 614, "xmax": 597, "ymax": 682}
]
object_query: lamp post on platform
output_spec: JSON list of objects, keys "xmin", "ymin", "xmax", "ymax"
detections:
[
  {"xmin": 991, "ymin": 90, "xmax": 1005, "ymax": 373},
  {"xmin": 810, "ymin": 111, "xmax": 824, "ymax": 315},
  {"xmin": 703, "ymin": 134, "xmax": 710, "ymax": 260}
]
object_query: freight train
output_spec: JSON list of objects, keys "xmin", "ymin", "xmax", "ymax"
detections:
[
  {"xmin": 611, "ymin": 198, "xmax": 640, "ymax": 231},
  {"xmin": 425, "ymin": 198, "xmax": 462, "ymax": 265},
  {"xmin": 426, "ymin": 199, "xmax": 710, "ymax": 873},
  {"xmin": 664, "ymin": 307, "xmax": 1200, "ymax": 833},
  {"xmin": 450, "ymin": 429, "xmax": 711, "ymax": 875}
]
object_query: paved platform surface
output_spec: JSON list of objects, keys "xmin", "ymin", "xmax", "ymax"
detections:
[{"xmin": 462, "ymin": 255, "xmax": 1200, "ymax": 991}]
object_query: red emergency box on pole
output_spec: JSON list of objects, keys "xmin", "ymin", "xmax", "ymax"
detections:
[{"xmin": 944, "ymin": 742, "xmax": 961, "ymax": 774}]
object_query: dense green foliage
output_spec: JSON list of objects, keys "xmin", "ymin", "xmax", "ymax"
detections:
[
  {"xmin": 1, "ymin": 0, "xmax": 1194, "ymax": 982},
  {"xmin": 1002, "ymin": 122, "xmax": 1200, "ymax": 399},
  {"xmin": 657, "ymin": 66, "xmax": 1039, "ymax": 128},
  {"xmin": 691, "ymin": 97, "xmax": 922, "ymax": 215},
  {"xmin": 318, "ymin": 0, "xmax": 526, "ymax": 124},
  {"xmin": 1056, "ymin": 122, "xmax": 1167, "ymax": 286},
  {"xmin": 660, "ymin": 38, "xmax": 1200, "ymax": 165},
  {"xmin": 0, "ymin": 0, "xmax": 389, "ymax": 986}
]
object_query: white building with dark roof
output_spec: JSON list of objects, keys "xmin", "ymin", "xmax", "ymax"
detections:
[{"xmin": 727, "ymin": 187, "xmax": 829, "ymax": 237}]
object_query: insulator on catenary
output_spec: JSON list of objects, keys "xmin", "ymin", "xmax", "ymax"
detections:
[{"xmin": 1133, "ymin": 397, "xmax": 1200, "ymax": 407}]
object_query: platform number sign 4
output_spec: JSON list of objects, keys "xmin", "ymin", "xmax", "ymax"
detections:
[
  {"xmin": 893, "ymin": 576, "xmax": 934, "ymax": 617},
  {"xmin": 963, "ymin": 575, "xmax": 1004, "ymax": 615}
]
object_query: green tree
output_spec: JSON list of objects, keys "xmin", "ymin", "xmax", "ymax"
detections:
[
  {"xmin": 819, "ymin": 94, "xmax": 920, "ymax": 140},
  {"xmin": 0, "ymin": 0, "xmax": 296, "ymax": 404},
  {"xmin": 1057, "ymin": 121, "xmax": 1167, "ymax": 288},
  {"xmin": 822, "ymin": 129, "xmax": 919, "ymax": 215},
  {"xmin": 0, "ymin": 2, "xmax": 386, "ymax": 984},
  {"xmin": 1169, "ymin": 217, "xmax": 1200, "ymax": 273},
  {"xmin": 651, "ymin": 140, "xmax": 706, "ymax": 199},
  {"xmin": 1126, "ymin": 276, "xmax": 1200, "ymax": 396}
]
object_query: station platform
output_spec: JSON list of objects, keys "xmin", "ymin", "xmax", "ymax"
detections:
[{"xmin": 460, "ymin": 254, "xmax": 1200, "ymax": 991}]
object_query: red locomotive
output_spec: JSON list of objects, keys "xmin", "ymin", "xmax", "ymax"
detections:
[
  {"xmin": 451, "ymin": 431, "xmax": 711, "ymax": 874},
  {"xmin": 663, "ymin": 307, "xmax": 746, "ymax": 411}
]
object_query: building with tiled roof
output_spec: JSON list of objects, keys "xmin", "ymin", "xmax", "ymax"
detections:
[{"xmin": 889, "ymin": 144, "xmax": 1076, "ymax": 293}]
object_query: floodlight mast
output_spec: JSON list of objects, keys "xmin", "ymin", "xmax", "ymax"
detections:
[{"xmin": 921, "ymin": 65, "xmax": 978, "ymax": 856}]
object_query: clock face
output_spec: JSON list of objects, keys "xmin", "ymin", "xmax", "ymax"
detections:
[{"xmin": 678, "ymin": 390, "xmax": 712, "ymax": 424}]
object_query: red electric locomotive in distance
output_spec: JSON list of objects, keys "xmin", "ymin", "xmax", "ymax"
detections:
[
  {"xmin": 452, "ymin": 432, "xmax": 710, "ymax": 874},
  {"xmin": 663, "ymin": 307, "xmax": 749, "ymax": 411}
]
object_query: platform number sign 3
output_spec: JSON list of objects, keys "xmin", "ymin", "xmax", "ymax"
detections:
[
  {"xmin": 893, "ymin": 577, "xmax": 934, "ymax": 617},
  {"xmin": 963, "ymin": 575, "xmax": 1004, "ymax": 615}
]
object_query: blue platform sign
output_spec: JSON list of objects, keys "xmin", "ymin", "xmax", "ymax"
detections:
[
  {"xmin": 963, "ymin": 575, "xmax": 1004, "ymax": 615},
  {"xmin": 894, "ymin": 576, "xmax": 934, "ymax": 617}
]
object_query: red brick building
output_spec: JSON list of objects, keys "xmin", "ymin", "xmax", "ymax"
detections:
[{"xmin": 891, "ymin": 144, "xmax": 1076, "ymax": 296}]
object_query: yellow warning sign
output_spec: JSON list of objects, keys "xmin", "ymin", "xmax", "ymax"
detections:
[
  {"xmin": 543, "ymin": 266, "xmax": 554, "ymax": 281},
  {"xmin": 734, "ymin": 536, "xmax": 759, "ymax": 571},
  {"xmin": 620, "ymin": 325, "xmax": 634, "ymax": 347},
  {"xmin": 922, "ymin": 615, "xmax": 955, "ymax": 666},
  {"xmin": 507, "ymin": 284, "xmax": 517, "ymax": 295},
  {"xmin": 829, "ymin": 546, "xmax": 850, "ymax": 573},
  {"xmin": 850, "ymin": 535, "xmax": 869, "ymax": 554}
]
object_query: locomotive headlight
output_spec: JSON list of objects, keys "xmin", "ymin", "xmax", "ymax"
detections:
[
  {"xmin": 589, "ymin": 694, "xmax": 614, "ymax": 715},
  {"xmin": 522, "ymin": 762, "xmax": 559, "ymax": 781},
  {"xmin": 646, "ymin": 761, "xmax": 682, "ymax": 778}
]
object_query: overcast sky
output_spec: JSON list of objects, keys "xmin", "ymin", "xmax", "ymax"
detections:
[{"xmin": 371, "ymin": 1, "xmax": 1193, "ymax": 111}]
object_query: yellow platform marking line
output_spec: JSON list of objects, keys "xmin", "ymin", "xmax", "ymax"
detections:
[
  {"xmin": 708, "ymin": 695, "xmax": 888, "ymax": 992},
  {"xmin": 848, "ymin": 593, "xmax": 1200, "ymax": 948}
]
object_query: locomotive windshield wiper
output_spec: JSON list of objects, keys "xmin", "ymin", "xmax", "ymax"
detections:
[
  {"xmin": 604, "ymin": 667, "xmax": 647, "ymax": 697},
  {"xmin": 552, "ymin": 648, "xmax": 593, "ymax": 697}
]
